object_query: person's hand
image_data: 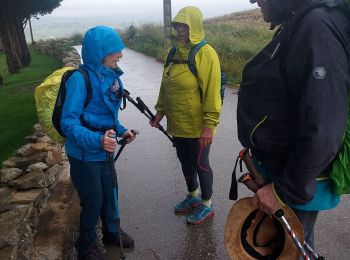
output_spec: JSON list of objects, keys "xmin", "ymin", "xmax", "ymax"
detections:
[
  {"xmin": 102, "ymin": 129, "xmax": 117, "ymax": 153},
  {"xmin": 149, "ymin": 112, "xmax": 164, "ymax": 128},
  {"xmin": 199, "ymin": 127, "xmax": 214, "ymax": 147},
  {"xmin": 251, "ymin": 183, "xmax": 281, "ymax": 215},
  {"xmin": 121, "ymin": 130, "xmax": 136, "ymax": 144}
]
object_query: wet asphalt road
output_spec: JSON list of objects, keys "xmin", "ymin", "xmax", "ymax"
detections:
[{"xmin": 74, "ymin": 48, "xmax": 350, "ymax": 260}]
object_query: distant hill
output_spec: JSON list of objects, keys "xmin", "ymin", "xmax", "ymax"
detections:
[
  {"xmin": 24, "ymin": 16, "xmax": 126, "ymax": 41},
  {"xmin": 24, "ymin": 9, "xmax": 264, "ymax": 42},
  {"xmin": 205, "ymin": 9, "xmax": 264, "ymax": 25}
]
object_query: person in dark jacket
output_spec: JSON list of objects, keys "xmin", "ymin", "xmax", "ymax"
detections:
[
  {"xmin": 237, "ymin": 0, "xmax": 350, "ymax": 247},
  {"xmin": 61, "ymin": 26, "xmax": 136, "ymax": 259}
]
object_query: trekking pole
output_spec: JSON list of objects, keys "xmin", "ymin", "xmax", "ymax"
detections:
[
  {"xmin": 108, "ymin": 145, "xmax": 125, "ymax": 259},
  {"xmin": 114, "ymin": 130, "xmax": 139, "ymax": 162},
  {"xmin": 135, "ymin": 96, "xmax": 174, "ymax": 144},
  {"xmin": 123, "ymin": 90, "xmax": 173, "ymax": 144},
  {"xmin": 304, "ymin": 242, "xmax": 326, "ymax": 260},
  {"xmin": 239, "ymin": 174, "xmax": 309, "ymax": 259},
  {"xmin": 274, "ymin": 209, "xmax": 310, "ymax": 260},
  {"xmin": 108, "ymin": 130, "xmax": 138, "ymax": 259}
]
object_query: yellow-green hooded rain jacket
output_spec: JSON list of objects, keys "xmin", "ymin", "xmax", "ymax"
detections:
[{"xmin": 155, "ymin": 6, "xmax": 222, "ymax": 138}]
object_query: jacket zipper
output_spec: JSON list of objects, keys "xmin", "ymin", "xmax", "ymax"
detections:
[{"xmin": 250, "ymin": 116, "xmax": 267, "ymax": 147}]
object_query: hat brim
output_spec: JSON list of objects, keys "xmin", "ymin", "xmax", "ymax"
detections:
[{"xmin": 224, "ymin": 197, "xmax": 304, "ymax": 260}]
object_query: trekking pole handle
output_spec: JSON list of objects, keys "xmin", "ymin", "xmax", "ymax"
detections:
[
  {"xmin": 108, "ymin": 129, "xmax": 139, "ymax": 144},
  {"xmin": 136, "ymin": 97, "xmax": 155, "ymax": 118},
  {"xmin": 240, "ymin": 149, "xmax": 265, "ymax": 187},
  {"xmin": 238, "ymin": 173, "xmax": 260, "ymax": 193},
  {"xmin": 117, "ymin": 129, "xmax": 139, "ymax": 145},
  {"xmin": 135, "ymin": 97, "xmax": 174, "ymax": 144}
]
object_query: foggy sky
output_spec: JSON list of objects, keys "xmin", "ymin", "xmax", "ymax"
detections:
[{"xmin": 51, "ymin": 0, "xmax": 257, "ymax": 22}]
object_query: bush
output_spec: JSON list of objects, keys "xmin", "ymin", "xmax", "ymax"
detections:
[
  {"xmin": 121, "ymin": 23, "xmax": 165, "ymax": 60},
  {"xmin": 34, "ymin": 34, "xmax": 83, "ymax": 60}
]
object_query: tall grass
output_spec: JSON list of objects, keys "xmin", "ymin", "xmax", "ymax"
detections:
[
  {"xmin": 122, "ymin": 18, "xmax": 272, "ymax": 84},
  {"xmin": 123, "ymin": 23, "xmax": 165, "ymax": 60},
  {"xmin": 0, "ymin": 48, "xmax": 61, "ymax": 163},
  {"xmin": 205, "ymin": 22, "xmax": 271, "ymax": 83}
]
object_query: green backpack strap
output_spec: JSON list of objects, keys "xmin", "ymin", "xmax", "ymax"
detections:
[
  {"xmin": 164, "ymin": 40, "xmax": 207, "ymax": 75},
  {"xmin": 187, "ymin": 40, "xmax": 207, "ymax": 77}
]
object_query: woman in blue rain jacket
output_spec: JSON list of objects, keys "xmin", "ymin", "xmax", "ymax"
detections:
[{"xmin": 61, "ymin": 26, "xmax": 135, "ymax": 259}]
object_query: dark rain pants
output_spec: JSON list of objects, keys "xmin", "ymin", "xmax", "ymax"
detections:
[
  {"xmin": 173, "ymin": 137, "xmax": 213, "ymax": 201},
  {"xmin": 68, "ymin": 156, "xmax": 119, "ymax": 252}
]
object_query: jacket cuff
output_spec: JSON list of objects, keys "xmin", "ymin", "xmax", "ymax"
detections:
[
  {"xmin": 273, "ymin": 183, "xmax": 286, "ymax": 207},
  {"xmin": 203, "ymin": 119, "xmax": 217, "ymax": 129}
]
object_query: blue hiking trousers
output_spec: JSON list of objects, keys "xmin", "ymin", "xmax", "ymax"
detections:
[{"xmin": 68, "ymin": 156, "xmax": 119, "ymax": 252}]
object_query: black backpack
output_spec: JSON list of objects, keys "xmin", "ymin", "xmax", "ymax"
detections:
[
  {"xmin": 52, "ymin": 68, "xmax": 92, "ymax": 137},
  {"xmin": 165, "ymin": 40, "xmax": 227, "ymax": 104}
]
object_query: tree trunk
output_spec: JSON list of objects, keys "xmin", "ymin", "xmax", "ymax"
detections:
[
  {"xmin": 8, "ymin": 18, "xmax": 30, "ymax": 68},
  {"xmin": 0, "ymin": 17, "xmax": 31, "ymax": 74},
  {"xmin": 0, "ymin": 73, "xmax": 3, "ymax": 86},
  {"xmin": 17, "ymin": 18, "xmax": 30, "ymax": 66},
  {"xmin": 0, "ymin": 22, "xmax": 22, "ymax": 74}
]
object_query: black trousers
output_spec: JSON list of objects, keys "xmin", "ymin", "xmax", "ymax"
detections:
[{"xmin": 173, "ymin": 137, "xmax": 213, "ymax": 200}]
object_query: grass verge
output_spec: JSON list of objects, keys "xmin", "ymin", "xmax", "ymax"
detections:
[{"xmin": 0, "ymin": 47, "xmax": 61, "ymax": 163}]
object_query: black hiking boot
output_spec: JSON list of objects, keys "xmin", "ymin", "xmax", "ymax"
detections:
[
  {"xmin": 103, "ymin": 229, "xmax": 135, "ymax": 248},
  {"xmin": 78, "ymin": 242, "xmax": 107, "ymax": 260}
]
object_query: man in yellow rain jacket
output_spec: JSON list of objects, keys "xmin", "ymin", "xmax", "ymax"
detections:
[{"xmin": 150, "ymin": 6, "xmax": 222, "ymax": 224}]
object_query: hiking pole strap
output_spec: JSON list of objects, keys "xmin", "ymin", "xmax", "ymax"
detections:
[
  {"xmin": 229, "ymin": 155, "xmax": 240, "ymax": 200},
  {"xmin": 275, "ymin": 209, "xmax": 310, "ymax": 260}
]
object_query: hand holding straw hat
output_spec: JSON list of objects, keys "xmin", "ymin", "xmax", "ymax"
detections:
[{"xmin": 225, "ymin": 148, "xmax": 325, "ymax": 259}]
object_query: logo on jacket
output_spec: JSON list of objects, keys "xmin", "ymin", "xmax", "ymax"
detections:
[
  {"xmin": 110, "ymin": 79, "xmax": 120, "ymax": 92},
  {"xmin": 312, "ymin": 67, "xmax": 327, "ymax": 80}
]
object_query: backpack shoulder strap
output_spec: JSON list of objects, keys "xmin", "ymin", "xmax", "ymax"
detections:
[
  {"xmin": 165, "ymin": 46, "xmax": 177, "ymax": 68},
  {"xmin": 188, "ymin": 40, "xmax": 207, "ymax": 77},
  {"xmin": 76, "ymin": 68, "xmax": 92, "ymax": 108}
]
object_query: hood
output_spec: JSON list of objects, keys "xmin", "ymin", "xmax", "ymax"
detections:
[
  {"xmin": 172, "ymin": 6, "xmax": 205, "ymax": 45},
  {"xmin": 81, "ymin": 26, "xmax": 125, "ymax": 70}
]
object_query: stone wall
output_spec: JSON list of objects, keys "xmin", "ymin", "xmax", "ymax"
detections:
[
  {"xmin": 0, "ymin": 124, "xmax": 65, "ymax": 259},
  {"xmin": 0, "ymin": 45, "xmax": 81, "ymax": 259}
]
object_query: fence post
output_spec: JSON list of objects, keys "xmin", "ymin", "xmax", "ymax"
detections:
[{"xmin": 163, "ymin": 0, "xmax": 172, "ymax": 48}]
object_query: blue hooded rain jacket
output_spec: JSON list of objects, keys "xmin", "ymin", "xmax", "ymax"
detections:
[{"xmin": 61, "ymin": 26, "xmax": 127, "ymax": 161}]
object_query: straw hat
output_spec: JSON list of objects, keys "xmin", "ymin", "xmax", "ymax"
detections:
[{"xmin": 224, "ymin": 197, "xmax": 304, "ymax": 260}]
